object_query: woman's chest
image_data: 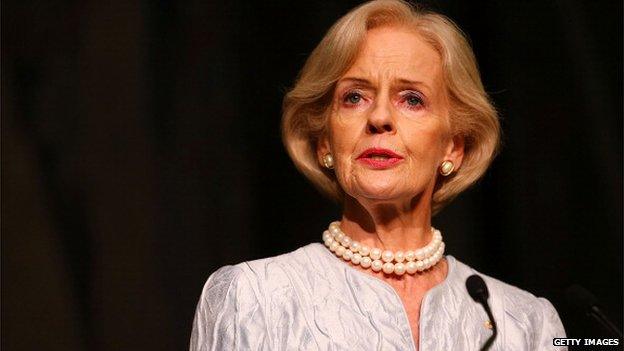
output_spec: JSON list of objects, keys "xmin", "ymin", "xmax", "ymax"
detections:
[
  {"xmin": 264, "ymin": 277, "xmax": 500, "ymax": 351},
  {"xmin": 398, "ymin": 291, "xmax": 425, "ymax": 349},
  {"xmin": 302, "ymin": 292, "xmax": 418, "ymax": 350}
]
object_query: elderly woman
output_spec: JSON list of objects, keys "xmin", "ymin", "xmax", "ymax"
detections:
[{"xmin": 190, "ymin": 0, "xmax": 566, "ymax": 350}]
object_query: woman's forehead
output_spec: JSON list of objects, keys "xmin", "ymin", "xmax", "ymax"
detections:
[{"xmin": 342, "ymin": 26, "xmax": 443, "ymax": 89}]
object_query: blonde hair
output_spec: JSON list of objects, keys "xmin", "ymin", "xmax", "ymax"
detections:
[{"xmin": 282, "ymin": 0, "xmax": 500, "ymax": 214}]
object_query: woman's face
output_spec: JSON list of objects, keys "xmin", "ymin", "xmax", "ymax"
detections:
[{"xmin": 318, "ymin": 25, "xmax": 464, "ymax": 205}]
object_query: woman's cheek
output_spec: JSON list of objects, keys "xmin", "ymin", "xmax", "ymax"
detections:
[
  {"xmin": 333, "ymin": 109, "xmax": 364, "ymax": 127},
  {"xmin": 330, "ymin": 115, "xmax": 359, "ymax": 151}
]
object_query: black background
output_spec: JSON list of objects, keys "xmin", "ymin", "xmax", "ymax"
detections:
[{"xmin": 2, "ymin": 1, "xmax": 622, "ymax": 350}]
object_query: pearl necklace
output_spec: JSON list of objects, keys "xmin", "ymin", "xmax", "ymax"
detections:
[{"xmin": 322, "ymin": 221, "xmax": 445, "ymax": 275}]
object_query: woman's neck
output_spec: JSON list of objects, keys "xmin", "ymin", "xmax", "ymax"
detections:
[{"xmin": 340, "ymin": 194, "xmax": 434, "ymax": 252}]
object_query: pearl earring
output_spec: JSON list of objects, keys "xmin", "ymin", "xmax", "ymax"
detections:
[
  {"xmin": 322, "ymin": 154, "xmax": 334, "ymax": 169},
  {"xmin": 439, "ymin": 160, "xmax": 454, "ymax": 176}
]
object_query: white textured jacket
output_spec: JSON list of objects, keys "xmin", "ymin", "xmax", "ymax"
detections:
[{"xmin": 190, "ymin": 243, "xmax": 566, "ymax": 350}]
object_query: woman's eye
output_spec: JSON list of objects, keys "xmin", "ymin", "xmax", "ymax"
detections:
[
  {"xmin": 344, "ymin": 92, "xmax": 363, "ymax": 105},
  {"xmin": 405, "ymin": 94, "xmax": 423, "ymax": 107}
]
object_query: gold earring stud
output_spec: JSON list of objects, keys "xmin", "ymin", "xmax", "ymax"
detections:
[
  {"xmin": 439, "ymin": 160, "xmax": 454, "ymax": 176},
  {"xmin": 322, "ymin": 154, "xmax": 334, "ymax": 169}
]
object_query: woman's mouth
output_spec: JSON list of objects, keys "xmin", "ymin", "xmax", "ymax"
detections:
[{"xmin": 356, "ymin": 148, "xmax": 404, "ymax": 169}]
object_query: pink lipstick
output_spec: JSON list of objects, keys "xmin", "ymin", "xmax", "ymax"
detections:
[{"xmin": 356, "ymin": 148, "xmax": 404, "ymax": 169}]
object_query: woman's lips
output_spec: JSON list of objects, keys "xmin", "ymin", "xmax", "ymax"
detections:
[{"xmin": 356, "ymin": 148, "xmax": 404, "ymax": 169}]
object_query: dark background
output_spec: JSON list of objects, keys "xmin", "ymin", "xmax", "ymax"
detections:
[{"xmin": 2, "ymin": 0, "xmax": 622, "ymax": 350}]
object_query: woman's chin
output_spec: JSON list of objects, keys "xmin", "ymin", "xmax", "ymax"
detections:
[
  {"xmin": 349, "ymin": 182, "xmax": 410, "ymax": 202},
  {"xmin": 340, "ymin": 173, "xmax": 426, "ymax": 202}
]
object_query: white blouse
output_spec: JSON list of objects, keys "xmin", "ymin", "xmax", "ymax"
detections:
[{"xmin": 190, "ymin": 243, "xmax": 567, "ymax": 350}]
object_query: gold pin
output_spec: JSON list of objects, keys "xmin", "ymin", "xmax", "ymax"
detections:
[{"xmin": 484, "ymin": 320, "xmax": 493, "ymax": 330}]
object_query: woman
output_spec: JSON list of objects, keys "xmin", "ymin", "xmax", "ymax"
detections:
[{"xmin": 190, "ymin": 0, "xmax": 566, "ymax": 350}]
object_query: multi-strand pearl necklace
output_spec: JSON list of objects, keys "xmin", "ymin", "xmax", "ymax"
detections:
[{"xmin": 322, "ymin": 221, "xmax": 445, "ymax": 276}]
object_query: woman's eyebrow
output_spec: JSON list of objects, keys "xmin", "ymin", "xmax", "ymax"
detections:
[
  {"xmin": 337, "ymin": 77, "xmax": 431, "ymax": 92},
  {"xmin": 395, "ymin": 78, "xmax": 431, "ymax": 93},
  {"xmin": 336, "ymin": 77, "xmax": 373, "ymax": 87}
]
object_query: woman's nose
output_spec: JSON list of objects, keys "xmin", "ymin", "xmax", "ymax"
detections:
[{"xmin": 366, "ymin": 98, "xmax": 396, "ymax": 134}]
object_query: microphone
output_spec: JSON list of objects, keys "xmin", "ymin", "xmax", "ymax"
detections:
[
  {"xmin": 565, "ymin": 284, "xmax": 623, "ymax": 338},
  {"xmin": 466, "ymin": 274, "xmax": 498, "ymax": 350}
]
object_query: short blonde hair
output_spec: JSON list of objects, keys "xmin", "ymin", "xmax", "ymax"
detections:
[{"xmin": 282, "ymin": 0, "xmax": 500, "ymax": 213}]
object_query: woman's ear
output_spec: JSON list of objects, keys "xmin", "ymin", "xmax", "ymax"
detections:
[
  {"xmin": 316, "ymin": 133, "xmax": 331, "ymax": 166},
  {"xmin": 444, "ymin": 134, "xmax": 465, "ymax": 170}
]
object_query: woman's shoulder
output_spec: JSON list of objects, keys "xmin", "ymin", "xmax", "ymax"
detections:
[
  {"xmin": 450, "ymin": 256, "xmax": 548, "ymax": 303},
  {"xmin": 236, "ymin": 242, "xmax": 329, "ymax": 274},
  {"xmin": 449, "ymin": 256, "xmax": 565, "ymax": 339},
  {"xmin": 199, "ymin": 243, "xmax": 329, "ymax": 300},
  {"xmin": 193, "ymin": 264, "xmax": 259, "ymax": 320},
  {"xmin": 191, "ymin": 245, "xmax": 327, "ymax": 350}
]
